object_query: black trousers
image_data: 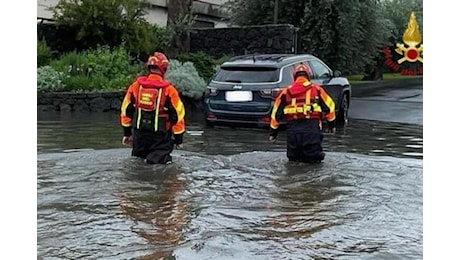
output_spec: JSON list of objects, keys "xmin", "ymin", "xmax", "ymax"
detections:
[
  {"xmin": 131, "ymin": 129, "xmax": 174, "ymax": 164},
  {"xmin": 285, "ymin": 119, "xmax": 325, "ymax": 163}
]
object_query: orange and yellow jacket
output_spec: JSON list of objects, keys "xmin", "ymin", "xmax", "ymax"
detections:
[
  {"xmin": 120, "ymin": 74, "xmax": 185, "ymax": 136},
  {"xmin": 269, "ymin": 76, "xmax": 335, "ymax": 136}
]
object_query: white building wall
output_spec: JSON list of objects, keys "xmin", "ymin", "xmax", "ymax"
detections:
[
  {"xmin": 199, "ymin": 0, "xmax": 227, "ymax": 6},
  {"xmin": 37, "ymin": 0, "xmax": 59, "ymax": 20},
  {"xmin": 143, "ymin": 0, "xmax": 168, "ymax": 25},
  {"xmin": 37, "ymin": 0, "xmax": 229, "ymax": 27},
  {"xmin": 214, "ymin": 21, "xmax": 229, "ymax": 28},
  {"xmin": 144, "ymin": 7, "xmax": 169, "ymax": 27}
]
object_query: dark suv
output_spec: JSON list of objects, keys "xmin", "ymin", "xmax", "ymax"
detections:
[{"xmin": 204, "ymin": 54, "xmax": 351, "ymax": 127}]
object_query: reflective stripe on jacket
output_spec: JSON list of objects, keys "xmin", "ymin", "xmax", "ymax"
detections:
[
  {"xmin": 270, "ymin": 76, "xmax": 335, "ymax": 130},
  {"xmin": 283, "ymin": 81, "xmax": 323, "ymax": 121},
  {"xmin": 120, "ymin": 74, "xmax": 185, "ymax": 134}
]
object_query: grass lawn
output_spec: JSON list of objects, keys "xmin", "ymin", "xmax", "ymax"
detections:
[{"xmin": 347, "ymin": 73, "xmax": 420, "ymax": 84}]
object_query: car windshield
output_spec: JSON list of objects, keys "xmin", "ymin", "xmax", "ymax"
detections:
[{"xmin": 214, "ymin": 66, "xmax": 279, "ymax": 83}]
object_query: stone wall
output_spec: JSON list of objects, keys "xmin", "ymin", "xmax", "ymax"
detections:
[
  {"xmin": 37, "ymin": 91, "xmax": 204, "ymax": 113},
  {"xmin": 190, "ymin": 24, "xmax": 299, "ymax": 57},
  {"xmin": 37, "ymin": 77, "xmax": 422, "ymax": 113},
  {"xmin": 38, "ymin": 91, "xmax": 124, "ymax": 113}
]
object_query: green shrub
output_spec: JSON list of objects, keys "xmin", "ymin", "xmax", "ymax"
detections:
[
  {"xmin": 165, "ymin": 59, "xmax": 207, "ymax": 100},
  {"xmin": 148, "ymin": 24, "xmax": 172, "ymax": 53},
  {"xmin": 49, "ymin": 45, "xmax": 143, "ymax": 91},
  {"xmin": 37, "ymin": 40, "xmax": 52, "ymax": 67},
  {"xmin": 61, "ymin": 74, "xmax": 106, "ymax": 91},
  {"xmin": 214, "ymin": 54, "xmax": 232, "ymax": 66},
  {"xmin": 84, "ymin": 45, "xmax": 138, "ymax": 79},
  {"xmin": 175, "ymin": 51, "xmax": 220, "ymax": 82},
  {"xmin": 50, "ymin": 0, "xmax": 174, "ymax": 59},
  {"xmin": 213, "ymin": 54, "xmax": 233, "ymax": 74},
  {"xmin": 37, "ymin": 66, "xmax": 66, "ymax": 92},
  {"xmin": 130, "ymin": 23, "xmax": 172, "ymax": 60},
  {"xmin": 50, "ymin": 50, "xmax": 85, "ymax": 75}
]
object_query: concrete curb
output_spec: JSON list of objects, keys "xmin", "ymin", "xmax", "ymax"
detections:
[{"xmin": 350, "ymin": 76, "xmax": 423, "ymax": 97}]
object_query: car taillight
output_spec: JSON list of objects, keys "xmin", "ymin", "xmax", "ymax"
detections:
[
  {"xmin": 260, "ymin": 116, "xmax": 271, "ymax": 122},
  {"xmin": 207, "ymin": 112, "xmax": 216, "ymax": 119},
  {"xmin": 260, "ymin": 88, "xmax": 280, "ymax": 98},
  {"xmin": 206, "ymin": 87, "xmax": 219, "ymax": 96}
]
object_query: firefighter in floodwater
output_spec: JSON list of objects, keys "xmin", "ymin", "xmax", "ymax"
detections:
[
  {"xmin": 120, "ymin": 52, "xmax": 185, "ymax": 164},
  {"xmin": 268, "ymin": 62, "xmax": 336, "ymax": 163}
]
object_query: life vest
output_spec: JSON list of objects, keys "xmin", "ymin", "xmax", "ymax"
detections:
[
  {"xmin": 134, "ymin": 76, "xmax": 171, "ymax": 132},
  {"xmin": 283, "ymin": 82, "xmax": 322, "ymax": 121}
]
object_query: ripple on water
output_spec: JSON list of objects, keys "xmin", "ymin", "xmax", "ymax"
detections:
[{"xmin": 38, "ymin": 149, "xmax": 422, "ymax": 259}]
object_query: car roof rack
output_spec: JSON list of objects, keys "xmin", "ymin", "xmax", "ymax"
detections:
[
  {"xmin": 228, "ymin": 54, "xmax": 296, "ymax": 62},
  {"xmin": 224, "ymin": 53, "xmax": 315, "ymax": 67}
]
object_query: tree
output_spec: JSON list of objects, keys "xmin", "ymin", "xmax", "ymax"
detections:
[
  {"xmin": 226, "ymin": 0, "xmax": 306, "ymax": 26},
  {"xmin": 50, "ymin": 0, "xmax": 168, "ymax": 58},
  {"xmin": 302, "ymin": 0, "xmax": 393, "ymax": 75},
  {"xmin": 381, "ymin": 0, "xmax": 423, "ymax": 42},
  {"xmin": 226, "ymin": 0, "xmax": 392, "ymax": 75}
]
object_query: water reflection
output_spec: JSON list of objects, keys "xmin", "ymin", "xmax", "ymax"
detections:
[
  {"xmin": 38, "ymin": 111, "xmax": 423, "ymax": 160},
  {"xmin": 37, "ymin": 147, "xmax": 422, "ymax": 259},
  {"xmin": 257, "ymin": 162, "xmax": 344, "ymax": 258},
  {"xmin": 37, "ymin": 112, "xmax": 122, "ymax": 152},
  {"xmin": 37, "ymin": 111, "xmax": 422, "ymax": 259},
  {"xmin": 118, "ymin": 160, "xmax": 188, "ymax": 259}
]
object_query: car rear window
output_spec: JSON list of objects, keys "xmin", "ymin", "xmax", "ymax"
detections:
[{"xmin": 213, "ymin": 66, "xmax": 279, "ymax": 83}]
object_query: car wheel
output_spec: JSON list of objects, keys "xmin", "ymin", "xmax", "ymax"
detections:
[{"xmin": 337, "ymin": 94, "xmax": 349, "ymax": 125}]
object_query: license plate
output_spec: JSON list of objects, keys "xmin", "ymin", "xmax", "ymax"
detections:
[{"xmin": 225, "ymin": 91, "xmax": 253, "ymax": 102}]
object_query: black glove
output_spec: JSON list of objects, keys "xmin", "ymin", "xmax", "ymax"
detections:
[
  {"xmin": 123, "ymin": 126, "xmax": 132, "ymax": 137},
  {"xmin": 269, "ymin": 127, "xmax": 278, "ymax": 140},
  {"xmin": 268, "ymin": 127, "xmax": 278, "ymax": 143},
  {"xmin": 327, "ymin": 120, "xmax": 336, "ymax": 133},
  {"xmin": 174, "ymin": 133, "xmax": 183, "ymax": 145}
]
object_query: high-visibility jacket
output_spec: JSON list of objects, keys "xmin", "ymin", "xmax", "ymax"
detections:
[
  {"xmin": 120, "ymin": 74, "xmax": 185, "ymax": 135},
  {"xmin": 270, "ymin": 76, "xmax": 335, "ymax": 130}
]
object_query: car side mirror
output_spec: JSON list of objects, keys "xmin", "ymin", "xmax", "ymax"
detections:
[{"xmin": 333, "ymin": 70, "xmax": 342, "ymax": 77}]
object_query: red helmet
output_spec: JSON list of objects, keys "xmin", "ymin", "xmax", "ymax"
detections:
[
  {"xmin": 292, "ymin": 62, "xmax": 312, "ymax": 80},
  {"xmin": 146, "ymin": 52, "xmax": 169, "ymax": 75}
]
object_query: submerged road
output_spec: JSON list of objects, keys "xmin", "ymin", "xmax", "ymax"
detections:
[
  {"xmin": 349, "ymin": 83, "xmax": 423, "ymax": 125},
  {"xmin": 36, "ymin": 81, "xmax": 424, "ymax": 259}
]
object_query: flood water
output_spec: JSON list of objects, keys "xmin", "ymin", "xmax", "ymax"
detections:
[{"xmin": 37, "ymin": 111, "xmax": 423, "ymax": 259}]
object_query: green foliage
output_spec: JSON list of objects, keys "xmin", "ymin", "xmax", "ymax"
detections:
[
  {"xmin": 49, "ymin": 50, "xmax": 84, "ymax": 74},
  {"xmin": 144, "ymin": 24, "xmax": 172, "ymax": 55},
  {"xmin": 49, "ymin": 45, "xmax": 143, "ymax": 91},
  {"xmin": 84, "ymin": 45, "xmax": 137, "ymax": 79},
  {"xmin": 50, "ymin": 0, "xmax": 169, "ymax": 58},
  {"xmin": 212, "ymin": 54, "xmax": 233, "ymax": 75},
  {"xmin": 61, "ymin": 74, "xmax": 111, "ymax": 91},
  {"xmin": 38, "ymin": 48, "xmax": 221, "ymax": 97},
  {"xmin": 37, "ymin": 40, "xmax": 52, "ymax": 67},
  {"xmin": 175, "ymin": 51, "xmax": 219, "ymax": 82},
  {"xmin": 214, "ymin": 54, "xmax": 233, "ymax": 65},
  {"xmin": 52, "ymin": 0, "xmax": 127, "ymax": 44},
  {"xmin": 125, "ymin": 22, "xmax": 172, "ymax": 60},
  {"xmin": 225, "ymin": 0, "xmax": 398, "ymax": 75},
  {"xmin": 37, "ymin": 66, "xmax": 67, "ymax": 92},
  {"xmin": 382, "ymin": 0, "xmax": 423, "ymax": 41},
  {"xmin": 174, "ymin": 52, "xmax": 234, "ymax": 82},
  {"xmin": 348, "ymin": 72, "xmax": 415, "ymax": 83},
  {"xmin": 167, "ymin": 12, "xmax": 195, "ymax": 56},
  {"xmin": 225, "ymin": 0, "xmax": 277, "ymax": 25},
  {"xmin": 301, "ymin": 0, "xmax": 392, "ymax": 75},
  {"xmin": 165, "ymin": 59, "xmax": 207, "ymax": 100}
]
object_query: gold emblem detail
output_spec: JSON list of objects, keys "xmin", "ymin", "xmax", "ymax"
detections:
[{"xmin": 395, "ymin": 12, "xmax": 423, "ymax": 64}]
